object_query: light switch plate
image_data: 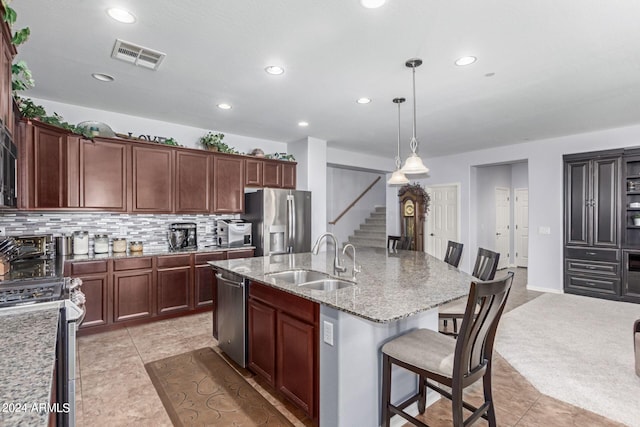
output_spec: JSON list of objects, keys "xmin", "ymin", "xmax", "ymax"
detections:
[
  {"xmin": 0, "ymin": 227, "xmax": 5, "ymax": 236},
  {"xmin": 323, "ymin": 321, "xmax": 334, "ymax": 346},
  {"xmin": 538, "ymin": 226, "xmax": 551, "ymax": 235}
]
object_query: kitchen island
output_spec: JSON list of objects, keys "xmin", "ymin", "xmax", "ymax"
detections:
[{"xmin": 210, "ymin": 247, "xmax": 476, "ymax": 427}]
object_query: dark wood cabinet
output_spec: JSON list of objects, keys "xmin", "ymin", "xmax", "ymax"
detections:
[
  {"xmin": 263, "ymin": 161, "xmax": 282, "ymax": 188},
  {"xmin": 68, "ymin": 137, "xmax": 128, "ymax": 210},
  {"xmin": 157, "ymin": 254, "xmax": 192, "ymax": 315},
  {"xmin": 76, "ymin": 274, "xmax": 109, "ymax": 328},
  {"xmin": 132, "ymin": 145, "xmax": 174, "ymax": 212},
  {"xmin": 226, "ymin": 249, "xmax": 255, "ymax": 259},
  {"xmin": 245, "ymin": 158, "xmax": 263, "ymax": 187},
  {"xmin": 248, "ymin": 281, "xmax": 318, "ymax": 422},
  {"xmin": 282, "ymin": 162, "xmax": 296, "ymax": 189},
  {"xmin": 248, "ymin": 297, "xmax": 277, "ymax": 386},
  {"xmin": 212, "ymin": 154, "xmax": 244, "ymax": 213},
  {"xmin": 565, "ymin": 156, "xmax": 620, "ymax": 248},
  {"xmin": 0, "ymin": 13, "xmax": 15, "ymax": 137},
  {"xmin": 175, "ymin": 151, "xmax": 210, "ymax": 212},
  {"xmin": 113, "ymin": 268, "xmax": 154, "ymax": 322}
]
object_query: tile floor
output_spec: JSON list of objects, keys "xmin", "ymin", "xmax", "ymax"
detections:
[{"xmin": 75, "ymin": 268, "xmax": 623, "ymax": 427}]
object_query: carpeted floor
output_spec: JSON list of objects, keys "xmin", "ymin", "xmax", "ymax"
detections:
[
  {"xmin": 145, "ymin": 347, "xmax": 294, "ymax": 427},
  {"xmin": 495, "ymin": 293, "xmax": 640, "ymax": 427}
]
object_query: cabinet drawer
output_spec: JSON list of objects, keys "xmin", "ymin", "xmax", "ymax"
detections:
[
  {"xmin": 227, "ymin": 249, "xmax": 254, "ymax": 260},
  {"xmin": 114, "ymin": 257, "xmax": 152, "ymax": 271},
  {"xmin": 195, "ymin": 252, "xmax": 226, "ymax": 264},
  {"xmin": 70, "ymin": 260, "xmax": 108, "ymax": 275},
  {"xmin": 157, "ymin": 254, "xmax": 191, "ymax": 268},
  {"xmin": 565, "ymin": 247, "xmax": 620, "ymax": 262},
  {"xmin": 566, "ymin": 273, "xmax": 619, "ymax": 295},
  {"xmin": 250, "ymin": 282, "xmax": 317, "ymax": 324},
  {"xmin": 565, "ymin": 260, "xmax": 619, "ymax": 276}
]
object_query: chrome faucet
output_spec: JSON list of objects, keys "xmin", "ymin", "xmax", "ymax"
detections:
[
  {"xmin": 342, "ymin": 243, "xmax": 361, "ymax": 281},
  {"xmin": 311, "ymin": 232, "xmax": 347, "ymax": 274}
]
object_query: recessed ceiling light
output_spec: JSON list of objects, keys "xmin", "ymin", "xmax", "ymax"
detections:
[
  {"xmin": 298, "ymin": 121, "xmax": 309, "ymax": 127},
  {"xmin": 107, "ymin": 8, "xmax": 136, "ymax": 24},
  {"xmin": 91, "ymin": 73, "xmax": 115, "ymax": 82},
  {"xmin": 217, "ymin": 103, "xmax": 232, "ymax": 110},
  {"xmin": 357, "ymin": 97, "xmax": 371, "ymax": 104},
  {"xmin": 455, "ymin": 56, "xmax": 477, "ymax": 66},
  {"xmin": 265, "ymin": 66, "xmax": 284, "ymax": 75},
  {"xmin": 360, "ymin": 0, "xmax": 386, "ymax": 9}
]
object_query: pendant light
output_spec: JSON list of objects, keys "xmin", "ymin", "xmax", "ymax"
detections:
[
  {"xmin": 400, "ymin": 58, "xmax": 430, "ymax": 175},
  {"xmin": 387, "ymin": 97, "xmax": 410, "ymax": 185}
]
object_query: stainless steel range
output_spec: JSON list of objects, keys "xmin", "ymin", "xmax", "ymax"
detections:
[{"xmin": 0, "ymin": 248, "xmax": 85, "ymax": 427}]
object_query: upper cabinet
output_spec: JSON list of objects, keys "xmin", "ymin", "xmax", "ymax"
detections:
[
  {"xmin": 175, "ymin": 151, "xmax": 211, "ymax": 213},
  {"xmin": 244, "ymin": 158, "xmax": 297, "ymax": 190},
  {"xmin": 213, "ymin": 153, "xmax": 244, "ymax": 213},
  {"xmin": 16, "ymin": 120, "xmax": 296, "ymax": 213},
  {"xmin": 0, "ymin": 10, "xmax": 16, "ymax": 137},
  {"xmin": 564, "ymin": 155, "xmax": 620, "ymax": 248}
]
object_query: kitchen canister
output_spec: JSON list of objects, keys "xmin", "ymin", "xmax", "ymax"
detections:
[
  {"xmin": 129, "ymin": 241, "xmax": 143, "ymax": 252},
  {"xmin": 55, "ymin": 235, "xmax": 73, "ymax": 256},
  {"xmin": 112, "ymin": 238, "xmax": 127, "ymax": 253},
  {"xmin": 94, "ymin": 234, "xmax": 109, "ymax": 254},
  {"xmin": 73, "ymin": 231, "xmax": 89, "ymax": 255}
]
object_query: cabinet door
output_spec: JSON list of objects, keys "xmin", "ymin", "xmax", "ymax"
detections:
[
  {"xmin": 282, "ymin": 163, "xmax": 296, "ymax": 189},
  {"xmin": 248, "ymin": 298, "xmax": 277, "ymax": 386},
  {"xmin": 175, "ymin": 151, "xmax": 211, "ymax": 212},
  {"xmin": 226, "ymin": 249, "xmax": 255, "ymax": 259},
  {"xmin": 79, "ymin": 138, "xmax": 127, "ymax": 210},
  {"xmin": 565, "ymin": 160, "xmax": 590, "ymax": 246},
  {"xmin": 194, "ymin": 264, "xmax": 215, "ymax": 308},
  {"xmin": 592, "ymin": 157, "xmax": 620, "ymax": 247},
  {"xmin": 263, "ymin": 161, "xmax": 282, "ymax": 188},
  {"xmin": 78, "ymin": 274, "xmax": 109, "ymax": 329},
  {"xmin": 132, "ymin": 145, "xmax": 174, "ymax": 212},
  {"xmin": 212, "ymin": 154, "xmax": 244, "ymax": 213},
  {"xmin": 245, "ymin": 158, "xmax": 263, "ymax": 187},
  {"xmin": 113, "ymin": 270, "xmax": 153, "ymax": 322},
  {"xmin": 32, "ymin": 124, "xmax": 67, "ymax": 208},
  {"xmin": 157, "ymin": 266, "xmax": 192, "ymax": 314},
  {"xmin": 277, "ymin": 312, "xmax": 315, "ymax": 416}
]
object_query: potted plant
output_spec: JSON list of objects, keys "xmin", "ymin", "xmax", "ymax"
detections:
[
  {"xmin": 633, "ymin": 214, "xmax": 640, "ymax": 226},
  {"xmin": 199, "ymin": 131, "xmax": 233, "ymax": 152}
]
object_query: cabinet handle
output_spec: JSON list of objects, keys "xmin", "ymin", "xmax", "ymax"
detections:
[
  {"xmin": 585, "ymin": 266, "xmax": 596, "ymax": 269},
  {"xmin": 586, "ymin": 252, "xmax": 597, "ymax": 255}
]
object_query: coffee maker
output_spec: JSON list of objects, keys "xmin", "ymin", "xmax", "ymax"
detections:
[{"xmin": 168, "ymin": 223, "xmax": 197, "ymax": 251}]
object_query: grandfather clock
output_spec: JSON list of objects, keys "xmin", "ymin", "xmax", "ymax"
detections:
[{"xmin": 398, "ymin": 184, "xmax": 427, "ymax": 251}]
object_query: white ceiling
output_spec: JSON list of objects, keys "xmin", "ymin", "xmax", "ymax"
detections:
[{"xmin": 12, "ymin": 0, "xmax": 640, "ymax": 159}]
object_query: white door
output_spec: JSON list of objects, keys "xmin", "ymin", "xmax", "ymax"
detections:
[
  {"xmin": 495, "ymin": 187, "xmax": 510, "ymax": 270},
  {"xmin": 514, "ymin": 188, "xmax": 529, "ymax": 267},
  {"xmin": 426, "ymin": 184, "xmax": 459, "ymax": 259}
]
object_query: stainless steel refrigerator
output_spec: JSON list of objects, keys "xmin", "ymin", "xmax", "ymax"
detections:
[{"xmin": 243, "ymin": 189, "xmax": 312, "ymax": 256}]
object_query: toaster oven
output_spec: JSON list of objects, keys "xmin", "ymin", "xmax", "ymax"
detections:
[
  {"xmin": 13, "ymin": 234, "xmax": 54, "ymax": 259},
  {"xmin": 217, "ymin": 220, "xmax": 252, "ymax": 247}
]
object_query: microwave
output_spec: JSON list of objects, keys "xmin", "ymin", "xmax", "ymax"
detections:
[{"xmin": 217, "ymin": 220, "xmax": 252, "ymax": 247}]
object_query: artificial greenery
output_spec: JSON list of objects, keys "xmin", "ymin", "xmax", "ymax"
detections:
[
  {"xmin": 3, "ymin": 0, "xmax": 34, "ymax": 93},
  {"xmin": 17, "ymin": 96, "xmax": 92, "ymax": 137},
  {"xmin": 398, "ymin": 182, "xmax": 431, "ymax": 214},
  {"xmin": 199, "ymin": 131, "xmax": 236, "ymax": 153},
  {"xmin": 161, "ymin": 137, "xmax": 180, "ymax": 146}
]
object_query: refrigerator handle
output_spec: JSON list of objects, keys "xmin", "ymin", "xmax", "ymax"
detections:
[{"xmin": 290, "ymin": 196, "xmax": 296, "ymax": 252}]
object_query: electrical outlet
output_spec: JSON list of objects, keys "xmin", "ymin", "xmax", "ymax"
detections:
[
  {"xmin": 0, "ymin": 227, "xmax": 5, "ymax": 236},
  {"xmin": 205, "ymin": 224, "xmax": 213, "ymax": 234},
  {"xmin": 323, "ymin": 321, "xmax": 334, "ymax": 346}
]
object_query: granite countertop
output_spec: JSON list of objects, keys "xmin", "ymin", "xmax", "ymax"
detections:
[
  {"xmin": 61, "ymin": 245, "xmax": 255, "ymax": 262},
  {"xmin": 209, "ymin": 247, "xmax": 476, "ymax": 323},
  {"xmin": 0, "ymin": 303, "xmax": 60, "ymax": 427}
]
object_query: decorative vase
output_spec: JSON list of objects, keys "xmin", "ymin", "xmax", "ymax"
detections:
[
  {"xmin": 207, "ymin": 146, "xmax": 218, "ymax": 152},
  {"xmin": 634, "ymin": 217, "xmax": 640, "ymax": 226}
]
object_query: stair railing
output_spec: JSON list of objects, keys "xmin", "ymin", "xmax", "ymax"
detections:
[{"xmin": 328, "ymin": 176, "xmax": 382, "ymax": 225}]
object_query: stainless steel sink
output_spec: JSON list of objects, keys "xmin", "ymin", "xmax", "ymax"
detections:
[
  {"xmin": 266, "ymin": 269, "xmax": 331, "ymax": 284},
  {"xmin": 298, "ymin": 279, "xmax": 354, "ymax": 291}
]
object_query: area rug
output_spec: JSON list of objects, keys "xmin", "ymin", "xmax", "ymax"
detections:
[
  {"xmin": 495, "ymin": 293, "xmax": 640, "ymax": 427},
  {"xmin": 145, "ymin": 347, "xmax": 294, "ymax": 426}
]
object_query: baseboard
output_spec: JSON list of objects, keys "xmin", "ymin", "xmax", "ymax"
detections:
[{"xmin": 526, "ymin": 285, "xmax": 564, "ymax": 294}]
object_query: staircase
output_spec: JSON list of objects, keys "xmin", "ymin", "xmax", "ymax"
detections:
[{"xmin": 347, "ymin": 206, "xmax": 386, "ymax": 248}]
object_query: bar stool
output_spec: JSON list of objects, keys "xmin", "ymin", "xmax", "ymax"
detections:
[{"xmin": 381, "ymin": 272, "xmax": 514, "ymax": 427}]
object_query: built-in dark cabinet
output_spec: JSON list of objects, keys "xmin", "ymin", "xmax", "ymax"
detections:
[
  {"xmin": 212, "ymin": 154, "xmax": 244, "ymax": 213},
  {"xmin": 156, "ymin": 254, "xmax": 192, "ymax": 315},
  {"xmin": 245, "ymin": 158, "xmax": 263, "ymax": 187},
  {"xmin": 565, "ymin": 156, "xmax": 620, "ymax": 248},
  {"xmin": 175, "ymin": 151, "xmax": 210, "ymax": 213},
  {"xmin": 132, "ymin": 145, "xmax": 174, "ymax": 212},
  {"xmin": 66, "ymin": 260, "xmax": 109, "ymax": 328}
]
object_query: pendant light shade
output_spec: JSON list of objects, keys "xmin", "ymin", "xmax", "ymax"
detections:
[
  {"xmin": 387, "ymin": 97, "xmax": 409, "ymax": 185},
  {"xmin": 400, "ymin": 58, "xmax": 429, "ymax": 175}
]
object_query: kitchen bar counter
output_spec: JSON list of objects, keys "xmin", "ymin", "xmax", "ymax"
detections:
[
  {"xmin": 0, "ymin": 303, "xmax": 60, "ymax": 427},
  {"xmin": 209, "ymin": 247, "xmax": 474, "ymax": 323}
]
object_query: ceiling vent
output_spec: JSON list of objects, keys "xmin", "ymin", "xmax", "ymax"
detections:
[{"xmin": 111, "ymin": 39, "xmax": 166, "ymax": 70}]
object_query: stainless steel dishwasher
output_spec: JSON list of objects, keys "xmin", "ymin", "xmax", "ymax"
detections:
[{"xmin": 216, "ymin": 270, "xmax": 247, "ymax": 367}]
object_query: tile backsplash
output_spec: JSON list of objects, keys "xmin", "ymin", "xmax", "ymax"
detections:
[{"xmin": 0, "ymin": 211, "xmax": 237, "ymax": 252}]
